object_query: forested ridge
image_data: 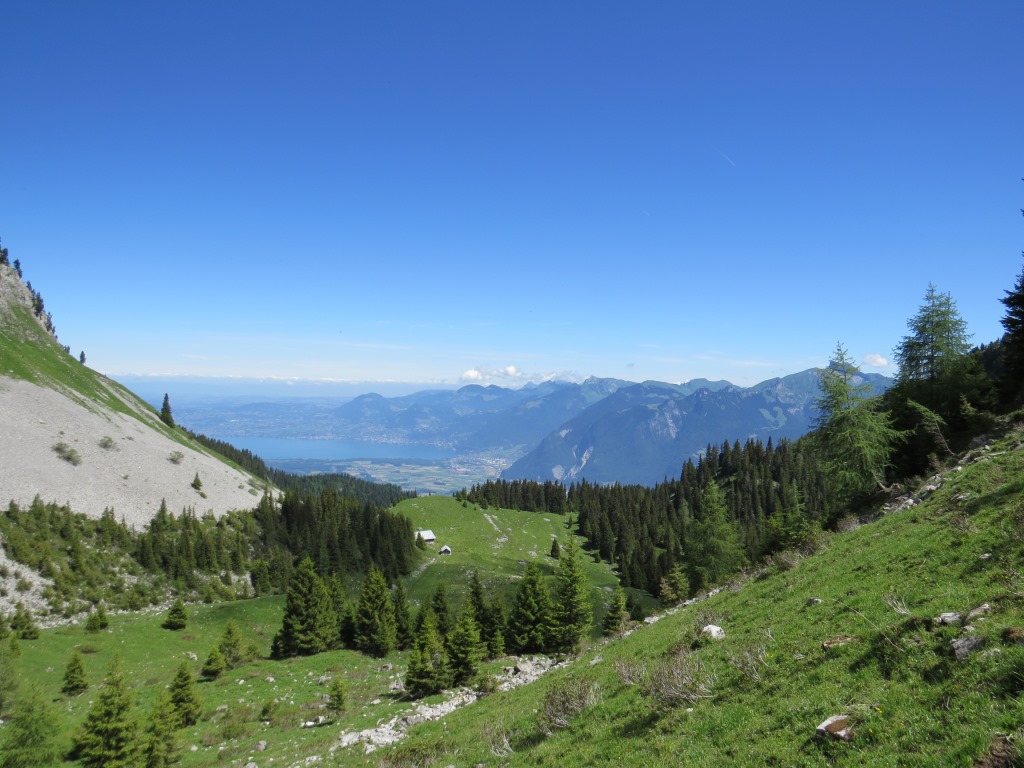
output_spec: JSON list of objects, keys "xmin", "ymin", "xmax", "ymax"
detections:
[{"xmin": 465, "ymin": 263, "xmax": 1024, "ymax": 605}]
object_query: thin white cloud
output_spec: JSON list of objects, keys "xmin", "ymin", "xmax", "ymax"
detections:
[
  {"xmin": 715, "ymin": 148, "xmax": 737, "ymax": 167},
  {"xmin": 863, "ymin": 353, "xmax": 889, "ymax": 368},
  {"xmin": 459, "ymin": 366, "xmax": 582, "ymax": 386}
]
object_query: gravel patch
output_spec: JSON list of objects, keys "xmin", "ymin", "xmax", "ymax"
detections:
[{"xmin": 0, "ymin": 376, "xmax": 267, "ymax": 528}]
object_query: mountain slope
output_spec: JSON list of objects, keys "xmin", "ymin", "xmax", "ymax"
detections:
[
  {"xmin": 374, "ymin": 424, "xmax": 1024, "ymax": 767},
  {"xmin": 0, "ymin": 263, "xmax": 267, "ymax": 524},
  {"xmin": 504, "ymin": 370, "xmax": 891, "ymax": 485}
]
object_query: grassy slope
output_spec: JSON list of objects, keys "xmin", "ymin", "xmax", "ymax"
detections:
[
  {"xmin": 382, "ymin": 429, "xmax": 1024, "ymax": 768},
  {"xmin": 6, "ymin": 497, "xmax": 623, "ymax": 767},
  {"xmin": 10, "ymin": 433, "xmax": 1024, "ymax": 767}
]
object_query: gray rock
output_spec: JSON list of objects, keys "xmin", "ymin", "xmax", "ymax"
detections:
[
  {"xmin": 255, "ymin": 740, "xmax": 268, "ymax": 751},
  {"xmin": 806, "ymin": 598, "xmax": 823, "ymax": 607},
  {"xmin": 934, "ymin": 612, "xmax": 962, "ymax": 626},
  {"xmin": 966, "ymin": 603, "xmax": 992, "ymax": 621},
  {"xmin": 951, "ymin": 636, "xmax": 984, "ymax": 661}
]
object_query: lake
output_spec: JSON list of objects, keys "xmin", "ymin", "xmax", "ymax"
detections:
[{"xmin": 209, "ymin": 435, "xmax": 459, "ymax": 461}]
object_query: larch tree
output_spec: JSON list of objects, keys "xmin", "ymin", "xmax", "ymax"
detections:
[
  {"xmin": 888, "ymin": 286, "xmax": 984, "ymax": 473},
  {"xmin": 895, "ymin": 284, "xmax": 972, "ymax": 384},
  {"xmin": 140, "ymin": 690, "xmax": 180, "ymax": 768},
  {"xmin": 815, "ymin": 343, "xmax": 902, "ymax": 503},
  {"xmin": 685, "ymin": 481, "xmax": 744, "ymax": 593},
  {"xmin": 0, "ymin": 687, "xmax": 61, "ymax": 768}
]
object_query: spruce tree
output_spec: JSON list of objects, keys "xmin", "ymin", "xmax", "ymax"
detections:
[
  {"xmin": 218, "ymin": 619, "xmax": 245, "ymax": 669},
  {"xmin": 430, "ymin": 583, "xmax": 453, "ymax": 639},
  {"xmin": 162, "ymin": 598, "xmax": 188, "ymax": 630},
  {"xmin": 507, "ymin": 562, "xmax": 554, "ymax": 654},
  {"xmin": 272, "ymin": 557, "xmax": 337, "ymax": 658},
  {"xmin": 168, "ymin": 662, "xmax": 202, "ymax": 727},
  {"xmin": 62, "ymin": 649, "xmax": 89, "ymax": 696},
  {"xmin": 404, "ymin": 611, "xmax": 450, "ymax": 697},
  {"xmin": 1001, "ymin": 257, "xmax": 1024, "ymax": 404},
  {"xmin": 0, "ymin": 642, "xmax": 16, "ymax": 712},
  {"xmin": 354, "ymin": 565, "xmax": 397, "ymax": 658},
  {"xmin": 446, "ymin": 610, "xmax": 483, "ymax": 685},
  {"xmin": 140, "ymin": 690, "xmax": 180, "ymax": 768},
  {"xmin": 391, "ymin": 579, "xmax": 413, "ymax": 650},
  {"xmin": 467, "ymin": 570, "xmax": 500, "ymax": 657},
  {"xmin": 327, "ymin": 677, "xmax": 347, "ymax": 719},
  {"xmin": 201, "ymin": 646, "xmax": 226, "ymax": 680},
  {"xmin": 71, "ymin": 656, "xmax": 138, "ymax": 768},
  {"xmin": 549, "ymin": 538, "xmax": 561, "ymax": 559},
  {"xmin": 160, "ymin": 394, "xmax": 175, "ymax": 427},
  {"xmin": 9, "ymin": 603, "xmax": 38, "ymax": 640},
  {"xmin": 486, "ymin": 602, "xmax": 506, "ymax": 658},
  {"xmin": 0, "ymin": 687, "xmax": 61, "ymax": 768},
  {"xmin": 552, "ymin": 536, "xmax": 592, "ymax": 652},
  {"xmin": 602, "ymin": 584, "xmax": 629, "ymax": 637}
]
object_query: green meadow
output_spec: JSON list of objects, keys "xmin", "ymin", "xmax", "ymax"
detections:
[{"xmin": 7, "ymin": 431, "xmax": 1024, "ymax": 767}]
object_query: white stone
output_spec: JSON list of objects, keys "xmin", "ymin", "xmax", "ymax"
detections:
[{"xmin": 701, "ymin": 624, "xmax": 726, "ymax": 640}]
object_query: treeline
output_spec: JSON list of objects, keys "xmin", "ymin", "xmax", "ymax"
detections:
[
  {"xmin": 0, "ymin": 488, "xmax": 418, "ymax": 614},
  {"xmin": 459, "ymin": 479, "xmax": 569, "ymax": 514},
  {"xmin": 188, "ymin": 430, "xmax": 414, "ymax": 507},
  {"xmin": 460, "ymin": 438, "xmax": 826, "ymax": 597},
  {"xmin": 572, "ymin": 436, "xmax": 826, "ymax": 595}
]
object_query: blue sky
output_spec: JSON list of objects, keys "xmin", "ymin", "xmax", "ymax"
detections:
[{"xmin": 2, "ymin": 2, "xmax": 1021, "ymax": 390}]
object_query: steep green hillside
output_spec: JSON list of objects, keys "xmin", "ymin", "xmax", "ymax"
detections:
[
  {"xmin": 0, "ymin": 266, "xmax": 181, "ymax": 437},
  {"xmin": 378, "ymin": 426, "xmax": 1024, "ymax": 767},
  {"xmin": 5, "ymin": 426, "xmax": 1023, "ymax": 767}
]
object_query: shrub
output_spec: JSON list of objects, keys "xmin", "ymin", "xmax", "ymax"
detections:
[
  {"xmin": 614, "ymin": 658, "xmax": 647, "ymax": 686},
  {"xmin": 98, "ymin": 436, "xmax": 117, "ymax": 451},
  {"xmin": 643, "ymin": 653, "xmax": 716, "ymax": 711},
  {"xmin": 53, "ymin": 442, "xmax": 82, "ymax": 466},
  {"xmin": 168, "ymin": 451, "xmax": 184, "ymax": 465},
  {"xmin": 537, "ymin": 675, "xmax": 601, "ymax": 735}
]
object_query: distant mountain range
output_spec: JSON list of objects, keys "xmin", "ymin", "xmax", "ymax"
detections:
[
  {"xmin": 165, "ymin": 370, "xmax": 891, "ymax": 488},
  {"xmin": 504, "ymin": 370, "xmax": 890, "ymax": 485}
]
